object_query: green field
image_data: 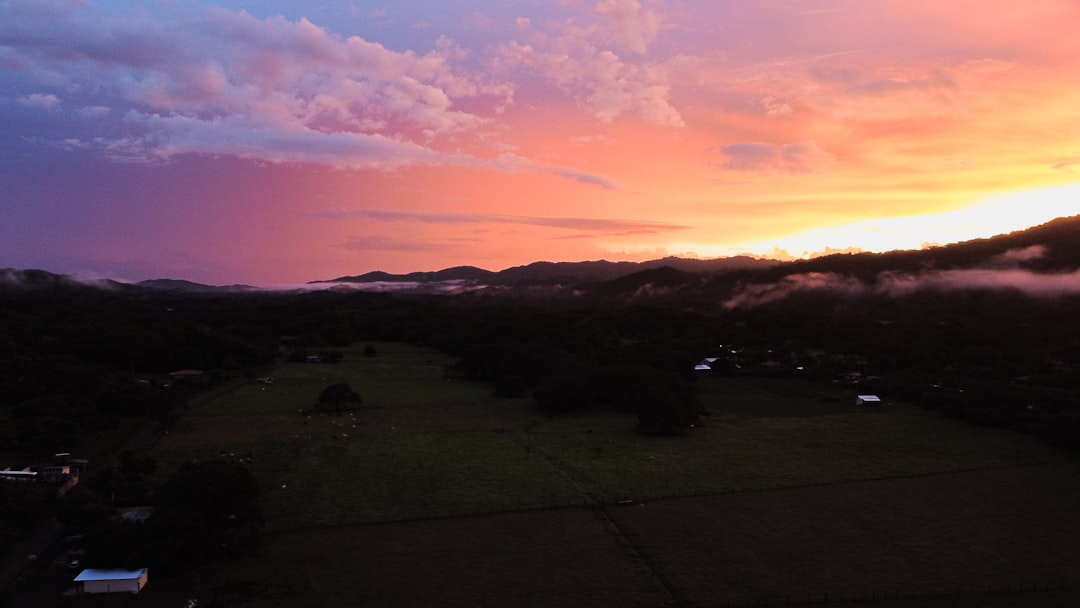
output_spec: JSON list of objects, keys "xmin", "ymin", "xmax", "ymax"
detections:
[
  {"xmin": 151, "ymin": 343, "xmax": 1065, "ymax": 530},
  {"xmin": 144, "ymin": 343, "xmax": 1080, "ymax": 607}
]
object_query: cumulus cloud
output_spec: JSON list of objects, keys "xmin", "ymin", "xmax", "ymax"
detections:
[
  {"xmin": 594, "ymin": 0, "xmax": 662, "ymax": 56},
  {"xmin": 713, "ymin": 141, "xmax": 835, "ymax": 174},
  {"xmin": 498, "ymin": 3, "xmax": 684, "ymax": 127},
  {"xmin": 1, "ymin": 1, "xmax": 684, "ymax": 176},
  {"xmin": 1, "ymin": 4, "xmax": 603, "ymax": 179},
  {"xmin": 16, "ymin": 93, "xmax": 59, "ymax": 108}
]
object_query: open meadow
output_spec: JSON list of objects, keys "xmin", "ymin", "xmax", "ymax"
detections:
[{"xmin": 147, "ymin": 343, "xmax": 1080, "ymax": 607}]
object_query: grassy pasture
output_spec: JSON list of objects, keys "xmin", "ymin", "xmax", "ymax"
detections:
[
  {"xmin": 610, "ymin": 461, "xmax": 1080, "ymax": 606},
  {"xmin": 151, "ymin": 347, "xmax": 1069, "ymax": 530},
  {"xmin": 146, "ymin": 343, "xmax": 1080, "ymax": 607},
  {"xmin": 200, "ymin": 461, "xmax": 1080, "ymax": 608}
]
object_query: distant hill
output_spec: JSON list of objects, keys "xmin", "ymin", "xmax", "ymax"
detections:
[
  {"xmin": 315, "ymin": 255, "xmax": 778, "ymax": 287},
  {"xmin": 319, "ymin": 265, "xmax": 495, "ymax": 284},
  {"xmin": 0, "ymin": 268, "xmax": 131, "ymax": 293},
  {"xmin": 137, "ymin": 278, "xmax": 259, "ymax": 293}
]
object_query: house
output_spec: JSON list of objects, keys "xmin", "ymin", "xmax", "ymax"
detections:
[
  {"xmin": 855, "ymin": 394, "xmax": 882, "ymax": 406},
  {"xmin": 39, "ymin": 464, "xmax": 79, "ymax": 496},
  {"xmin": 2, "ymin": 461, "xmax": 81, "ymax": 495},
  {"xmin": 694, "ymin": 357, "xmax": 720, "ymax": 371},
  {"xmin": 73, "ymin": 568, "xmax": 149, "ymax": 594}
]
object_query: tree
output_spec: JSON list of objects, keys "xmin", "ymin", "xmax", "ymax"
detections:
[
  {"xmin": 636, "ymin": 384, "xmax": 698, "ymax": 436},
  {"xmin": 145, "ymin": 459, "xmax": 263, "ymax": 573},
  {"xmin": 316, "ymin": 382, "xmax": 362, "ymax": 413}
]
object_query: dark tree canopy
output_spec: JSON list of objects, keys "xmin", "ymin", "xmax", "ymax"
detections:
[
  {"xmin": 150, "ymin": 459, "xmax": 263, "ymax": 572},
  {"xmin": 316, "ymin": 382, "xmax": 362, "ymax": 412}
]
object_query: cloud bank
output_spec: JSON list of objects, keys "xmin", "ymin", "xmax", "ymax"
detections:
[{"xmin": 0, "ymin": 2, "xmax": 621, "ymax": 187}]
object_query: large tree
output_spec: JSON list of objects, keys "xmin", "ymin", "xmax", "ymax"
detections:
[{"xmin": 316, "ymin": 382, "xmax": 362, "ymax": 413}]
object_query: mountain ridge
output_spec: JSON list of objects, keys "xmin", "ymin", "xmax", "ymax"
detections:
[
  {"xmin": 314, "ymin": 255, "xmax": 779, "ymax": 287},
  {"xmin": 4, "ymin": 215, "xmax": 1080, "ymax": 294}
]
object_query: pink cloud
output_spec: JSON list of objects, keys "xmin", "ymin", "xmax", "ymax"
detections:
[
  {"xmin": 713, "ymin": 142, "xmax": 835, "ymax": 174},
  {"xmin": 594, "ymin": 0, "xmax": 662, "ymax": 56}
]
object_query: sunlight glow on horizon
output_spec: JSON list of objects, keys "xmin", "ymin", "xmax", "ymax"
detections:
[{"xmin": 643, "ymin": 182, "xmax": 1080, "ymax": 262}]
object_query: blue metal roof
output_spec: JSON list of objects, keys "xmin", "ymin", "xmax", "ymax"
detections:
[{"xmin": 73, "ymin": 568, "xmax": 147, "ymax": 582}]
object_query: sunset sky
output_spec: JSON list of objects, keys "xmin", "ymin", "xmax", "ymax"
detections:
[{"xmin": 3, "ymin": 1, "xmax": 1080, "ymax": 286}]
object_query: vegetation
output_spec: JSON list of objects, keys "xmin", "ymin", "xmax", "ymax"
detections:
[
  {"xmin": 75, "ymin": 458, "xmax": 262, "ymax": 575},
  {"xmin": 315, "ymin": 382, "xmax": 362, "ymax": 413},
  {"xmin": 155, "ymin": 353, "xmax": 1064, "ymax": 523},
  {"xmin": 4, "ymin": 217, "xmax": 1080, "ymax": 604},
  {"xmin": 146, "ymin": 346, "xmax": 1080, "ymax": 607}
]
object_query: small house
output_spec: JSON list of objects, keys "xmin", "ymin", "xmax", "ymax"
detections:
[
  {"xmin": 855, "ymin": 394, "xmax": 882, "ymax": 406},
  {"xmin": 40, "ymin": 464, "xmax": 79, "ymax": 496},
  {"xmin": 73, "ymin": 568, "xmax": 148, "ymax": 594}
]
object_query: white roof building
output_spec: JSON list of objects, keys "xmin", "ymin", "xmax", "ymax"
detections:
[{"xmin": 73, "ymin": 568, "xmax": 148, "ymax": 594}]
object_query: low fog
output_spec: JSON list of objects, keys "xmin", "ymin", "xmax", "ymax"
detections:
[{"xmin": 724, "ymin": 245, "xmax": 1080, "ymax": 308}]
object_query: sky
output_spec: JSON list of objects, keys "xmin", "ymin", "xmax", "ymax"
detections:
[{"xmin": 3, "ymin": 1, "xmax": 1080, "ymax": 286}]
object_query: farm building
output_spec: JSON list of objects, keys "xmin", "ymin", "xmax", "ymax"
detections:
[
  {"xmin": 0, "ymin": 467, "xmax": 37, "ymax": 481},
  {"xmin": 856, "ymin": 394, "xmax": 882, "ymax": 405},
  {"xmin": 73, "ymin": 568, "xmax": 148, "ymax": 594}
]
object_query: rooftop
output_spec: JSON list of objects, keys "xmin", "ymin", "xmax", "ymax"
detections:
[{"xmin": 73, "ymin": 568, "xmax": 147, "ymax": 582}]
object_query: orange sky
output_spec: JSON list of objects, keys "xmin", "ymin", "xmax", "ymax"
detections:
[{"xmin": 2, "ymin": 1, "xmax": 1080, "ymax": 284}]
